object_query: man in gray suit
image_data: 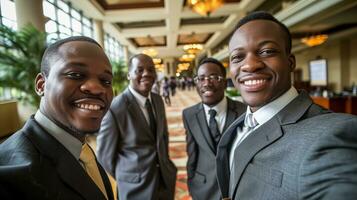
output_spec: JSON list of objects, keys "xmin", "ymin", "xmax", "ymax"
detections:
[
  {"xmin": 97, "ymin": 54, "xmax": 177, "ymax": 200},
  {"xmin": 216, "ymin": 11, "xmax": 357, "ymax": 200},
  {"xmin": 183, "ymin": 58, "xmax": 246, "ymax": 200}
]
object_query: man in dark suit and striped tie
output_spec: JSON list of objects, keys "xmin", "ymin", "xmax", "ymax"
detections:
[{"xmin": 183, "ymin": 58, "xmax": 246, "ymax": 200}]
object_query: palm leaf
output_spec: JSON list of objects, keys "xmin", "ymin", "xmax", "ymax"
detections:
[{"xmin": 0, "ymin": 24, "xmax": 46, "ymax": 106}]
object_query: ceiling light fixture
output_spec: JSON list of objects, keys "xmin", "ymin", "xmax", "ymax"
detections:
[
  {"xmin": 179, "ymin": 54, "xmax": 196, "ymax": 62},
  {"xmin": 187, "ymin": 0, "xmax": 224, "ymax": 16},
  {"xmin": 142, "ymin": 48, "xmax": 158, "ymax": 57},
  {"xmin": 301, "ymin": 34, "xmax": 328, "ymax": 47},
  {"xmin": 183, "ymin": 44, "xmax": 203, "ymax": 54}
]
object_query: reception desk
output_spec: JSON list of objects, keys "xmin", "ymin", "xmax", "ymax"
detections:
[{"xmin": 311, "ymin": 96, "xmax": 357, "ymax": 115}]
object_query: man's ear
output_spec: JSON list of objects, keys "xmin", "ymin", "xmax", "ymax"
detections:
[
  {"xmin": 127, "ymin": 72, "xmax": 131, "ymax": 80},
  {"xmin": 35, "ymin": 73, "xmax": 45, "ymax": 96},
  {"xmin": 288, "ymin": 54, "xmax": 296, "ymax": 72}
]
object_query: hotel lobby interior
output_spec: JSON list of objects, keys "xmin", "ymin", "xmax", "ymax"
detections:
[{"xmin": 1, "ymin": 0, "xmax": 357, "ymax": 199}]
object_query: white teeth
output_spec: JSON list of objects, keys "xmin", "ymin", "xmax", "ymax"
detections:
[
  {"xmin": 244, "ymin": 79, "xmax": 266, "ymax": 86},
  {"xmin": 76, "ymin": 103, "xmax": 101, "ymax": 111}
]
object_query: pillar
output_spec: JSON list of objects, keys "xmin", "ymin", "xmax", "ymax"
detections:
[
  {"xmin": 15, "ymin": 0, "xmax": 45, "ymax": 31},
  {"xmin": 93, "ymin": 20, "xmax": 104, "ymax": 47},
  {"xmin": 123, "ymin": 46, "xmax": 129, "ymax": 64}
]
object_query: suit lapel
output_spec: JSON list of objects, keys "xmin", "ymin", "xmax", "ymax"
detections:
[
  {"xmin": 24, "ymin": 119, "xmax": 106, "ymax": 200},
  {"xmin": 151, "ymin": 93, "xmax": 163, "ymax": 141},
  {"xmin": 56, "ymin": 152, "xmax": 106, "ymax": 200},
  {"xmin": 229, "ymin": 117, "xmax": 283, "ymax": 197},
  {"xmin": 229, "ymin": 91, "xmax": 314, "ymax": 198},
  {"xmin": 216, "ymin": 115, "xmax": 245, "ymax": 198},
  {"xmin": 194, "ymin": 104, "xmax": 216, "ymax": 153},
  {"xmin": 125, "ymin": 89, "xmax": 155, "ymax": 142},
  {"xmin": 223, "ymin": 98, "xmax": 240, "ymax": 132},
  {"xmin": 97, "ymin": 159, "xmax": 114, "ymax": 200}
]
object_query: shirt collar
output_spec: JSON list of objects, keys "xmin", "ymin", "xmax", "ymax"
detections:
[
  {"xmin": 248, "ymin": 87, "xmax": 298, "ymax": 126},
  {"xmin": 129, "ymin": 85, "xmax": 152, "ymax": 108},
  {"xmin": 34, "ymin": 110, "xmax": 83, "ymax": 160},
  {"xmin": 203, "ymin": 97, "xmax": 227, "ymax": 117}
]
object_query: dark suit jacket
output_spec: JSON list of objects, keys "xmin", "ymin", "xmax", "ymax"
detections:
[
  {"xmin": 0, "ymin": 117, "xmax": 114, "ymax": 200},
  {"xmin": 97, "ymin": 88, "xmax": 177, "ymax": 200},
  {"xmin": 183, "ymin": 97, "xmax": 246, "ymax": 200},
  {"xmin": 216, "ymin": 91, "xmax": 357, "ymax": 200}
]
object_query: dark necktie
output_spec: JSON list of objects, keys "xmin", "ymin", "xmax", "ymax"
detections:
[
  {"xmin": 208, "ymin": 109, "xmax": 220, "ymax": 147},
  {"xmin": 145, "ymin": 99, "xmax": 157, "ymax": 137}
]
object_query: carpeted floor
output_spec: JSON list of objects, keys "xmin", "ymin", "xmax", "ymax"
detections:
[{"xmin": 166, "ymin": 89, "xmax": 201, "ymax": 200}]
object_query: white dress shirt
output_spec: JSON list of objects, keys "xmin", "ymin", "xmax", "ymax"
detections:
[
  {"xmin": 203, "ymin": 97, "xmax": 227, "ymax": 133},
  {"xmin": 128, "ymin": 86, "xmax": 155, "ymax": 124},
  {"xmin": 229, "ymin": 87, "xmax": 298, "ymax": 170}
]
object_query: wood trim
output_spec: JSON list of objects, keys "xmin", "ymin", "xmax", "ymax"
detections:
[{"xmin": 95, "ymin": 0, "xmax": 164, "ymax": 10}]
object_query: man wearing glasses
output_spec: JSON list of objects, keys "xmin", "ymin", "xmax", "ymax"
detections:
[
  {"xmin": 97, "ymin": 54, "xmax": 177, "ymax": 200},
  {"xmin": 182, "ymin": 58, "xmax": 246, "ymax": 200}
]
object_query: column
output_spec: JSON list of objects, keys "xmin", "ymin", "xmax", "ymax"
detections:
[
  {"xmin": 15, "ymin": 0, "xmax": 45, "ymax": 31},
  {"xmin": 340, "ymin": 39, "xmax": 350, "ymax": 91},
  {"xmin": 93, "ymin": 20, "xmax": 104, "ymax": 47},
  {"xmin": 163, "ymin": 58, "xmax": 176, "ymax": 77},
  {"xmin": 123, "ymin": 46, "xmax": 129, "ymax": 64}
]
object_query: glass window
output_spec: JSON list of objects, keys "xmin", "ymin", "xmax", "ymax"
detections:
[
  {"xmin": 45, "ymin": 19, "xmax": 58, "ymax": 33},
  {"xmin": 0, "ymin": 0, "xmax": 17, "ymax": 29},
  {"xmin": 57, "ymin": 0, "xmax": 69, "ymax": 12},
  {"xmin": 43, "ymin": 0, "xmax": 93, "ymax": 42},
  {"xmin": 71, "ymin": 8, "xmax": 80, "ymax": 20},
  {"xmin": 57, "ymin": 10, "xmax": 70, "ymax": 27},
  {"xmin": 58, "ymin": 25, "xmax": 71, "ymax": 36},
  {"xmin": 83, "ymin": 17, "xmax": 91, "ymax": 26},
  {"xmin": 104, "ymin": 33, "xmax": 125, "ymax": 62},
  {"xmin": 71, "ymin": 19, "xmax": 81, "ymax": 33},
  {"xmin": 43, "ymin": 1, "xmax": 56, "ymax": 20},
  {"xmin": 83, "ymin": 26, "xmax": 91, "ymax": 37}
]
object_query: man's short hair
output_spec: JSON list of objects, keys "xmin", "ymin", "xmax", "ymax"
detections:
[
  {"xmin": 197, "ymin": 57, "xmax": 226, "ymax": 77},
  {"xmin": 233, "ymin": 11, "xmax": 292, "ymax": 54},
  {"xmin": 41, "ymin": 36, "xmax": 101, "ymax": 77}
]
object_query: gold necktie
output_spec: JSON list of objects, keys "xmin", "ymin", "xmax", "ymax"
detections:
[{"xmin": 80, "ymin": 143, "xmax": 108, "ymax": 200}]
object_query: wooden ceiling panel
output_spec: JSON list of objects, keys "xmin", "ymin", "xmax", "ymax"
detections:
[
  {"xmin": 95, "ymin": 0, "xmax": 164, "ymax": 10},
  {"xmin": 177, "ymin": 33, "xmax": 213, "ymax": 45},
  {"xmin": 117, "ymin": 20, "xmax": 165, "ymax": 29},
  {"xmin": 181, "ymin": 16, "xmax": 228, "ymax": 26},
  {"xmin": 130, "ymin": 35, "xmax": 166, "ymax": 47}
]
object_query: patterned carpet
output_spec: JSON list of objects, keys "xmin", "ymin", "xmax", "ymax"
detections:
[{"xmin": 166, "ymin": 89, "xmax": 201, "ymax": 200}]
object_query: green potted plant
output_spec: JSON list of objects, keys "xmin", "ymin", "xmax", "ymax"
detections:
[
  {"xmin": 0, "ymin": 24, "xmax": 46, "ymax": 107},
  {"xmin": 111, "ymin": 59, "xmax": 128, "ymax": 95}
]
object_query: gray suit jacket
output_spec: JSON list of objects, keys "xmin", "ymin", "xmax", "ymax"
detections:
[
  {"xmin": 183, "ymin": 97, "xmax": 246, "ymax": 200},
  {"xmin": 216, "ymin": 91, "xmax": 357, "ymax": 200},
  {"xmin": 97, "ymin": 88, "xmax": 177, "ymax": 200},
  {"xmin": 0, "ymin": 117, "xmax": 114, "ymax": 200}
]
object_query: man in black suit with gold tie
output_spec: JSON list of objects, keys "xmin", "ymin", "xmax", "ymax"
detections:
[
  {"xmin": 0, "ymin": 36, "xmax": 114, "ymax": 200},
  {"xmin": 183, "ymin": 58, "xmax": 246, "ymax": 200}
]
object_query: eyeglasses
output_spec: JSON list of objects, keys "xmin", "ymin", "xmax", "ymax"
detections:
[{"xmin": 194, "ymin": 75, "xmax": 224, "ymax": 84}]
